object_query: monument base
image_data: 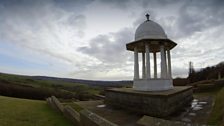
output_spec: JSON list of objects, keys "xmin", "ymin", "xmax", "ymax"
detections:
[
  {"xmin": 133, "ymin": 79, "xmax": 173, "ymax": 91},
  {"xmin": 105, "ymin": 86, "xmax": 193, "ymax": 117}
]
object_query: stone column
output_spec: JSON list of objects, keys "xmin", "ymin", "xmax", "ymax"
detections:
[
  {"xmin": 164, "ymin": 48, "xmax": 167, "ymax": 78},
  {"xmin": 153, "ymin": 52, "xmax": 157, "ymax": 78},
  {"xmin": 142, "ymin": 52, "xmax": 146, "ymax": 79},
  {"xmin": 167, "ymin": 49, "xmax": 172, "ymax": 78},
  {"xmin": 145, "ymin": 44, "xmax": 151, "ymax": 79},
  {"xmin": 134, "ymin": 47, "xmax": 139, "ymax": 80},
  {"xmin": 160, "ymin": 45, "xmax": 167, "ymax": 78}
]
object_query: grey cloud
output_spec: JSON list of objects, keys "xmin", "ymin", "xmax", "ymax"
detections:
[
  {"xmin": 0, "ymin": 0, "xmax": 224, "ymax": 80},
  {"xmin": 100, "ymin": 0, "xmax": 179, "ymax": 10},
  {"xmin": 140, "ymin": 0, "xmax": 179, "ymax": 9},
  {"xmin": 68, "ymin": 15, "xmax": 86, "ymax": 28},
  {"xmin": 0, "ymin": 0, "xmax": 87, "ymax": 62},
  {"xmin": 54, "ymin": 0, "xmax": 94, "ymax": 12},
  {"xmin": 68, "ymin": 14, "xmax": 86, "ymax": 38},
  {"xmin": 98, "ymin": 0, "xmax": 130, "ymax": 9},
  {"xmin": 78, "ymin": 0, "xmax": 224, "ymax": 78},
  {"xmin": 175, "ymin": 0, "xmax": 224, "ymax": 38},
  {"xmin": 131, "ymin": 0, "xmax": 224, "ymax": 40},
  {"xmin": 75, "ymin": 27, "xmax": 136, "ymax": 80},
  {"xmin": 78, "ymin": 27, "xmax": 134, "ymax": 63},
  {"xmin": 172, "ymin": 66, "xmax": 188, "ymax": 78}
]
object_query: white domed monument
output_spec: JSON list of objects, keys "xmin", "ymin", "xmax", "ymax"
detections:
[
  {"xmin": 105, "ymin": 14, "xmax": 193, "ymax": 117},
  {"xmin": 127, "ymin": 13, "xmax": 177, "ymax": 91}
]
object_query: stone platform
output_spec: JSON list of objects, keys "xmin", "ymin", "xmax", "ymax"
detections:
[
  {"xmin": 105, "ymin": 86, "xmax": 193, "ymax": 117},
  {"xmin": 133, "ymin": 79, "xmax": 173, "ymax": 91}
]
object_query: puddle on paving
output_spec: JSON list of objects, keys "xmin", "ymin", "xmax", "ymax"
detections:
[
  {"xmin": 188, "ymin": 113, "xmax": 196, "ymax": 116},
  {"xmin": 171, "ymin": 98, "xmax": 210, "ymax": 124},
  {"xmin": 97, "ymin": 104, "xmax": 106, "ymax": 108},
  {"xmin": 182, "ymin": 117, "xmax": 191, "ymax": 122},
  {"xmin": 191, "ymin": 99, "xmax": 207, "ymax": 111},
  {"xmin": 198, "ymin": 101, "xmax": 207, "ymax": 105},
  {"xmin": 180, "ymin": 98, "xmax": 208, "ymax": 123}
]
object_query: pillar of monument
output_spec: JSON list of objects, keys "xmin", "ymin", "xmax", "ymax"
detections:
[
  {"xmin": 142, "ymin": 52, "xmax": 146, "ymax": 79},
  {"xmin": 167, "ymin": 49, "xmax": 172, "ymax": 78},
  {"xmin": 153, "ymin": 52, "xmax": 157, "ymax": 78},
  {"xmin": 164, "ymin": 47, "xmax": 167, "ymax": 78},
  {"xmin": 134, "ymin": 47, "xmax": 139, "ymax": 80},
  {"xmin": 160, "ymin": 45, "xmax": 167, "ymax": 78},
  {"xmin": 145, "ymin": 44, "xmax": 151, "ymax": 79}
]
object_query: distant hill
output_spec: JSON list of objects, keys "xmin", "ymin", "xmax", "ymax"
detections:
[
  {"xmin": 0, "ymin": 72, "xmax": 132, "ymax": 87},
  {"xmin": 31, "ymin": 76, "xmax": 132, "ymax": 87}
]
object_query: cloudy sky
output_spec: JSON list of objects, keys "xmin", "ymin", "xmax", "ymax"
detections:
[{"xmin": 0, "ymin": 0, "xmax": 224, "ymax": 80}]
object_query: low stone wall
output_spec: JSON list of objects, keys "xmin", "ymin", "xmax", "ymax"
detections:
[
  {"xmin": 52, "ymin": 96, "xmax": 64, "ymax": 113},
  {"xmin": 105, "ymin": 86, "xmax": 193, "ymax": 117},
  {"xmin": 80, "ymin": 109, "xmax": 118, "ymax": 126},
  {"xmin": 137, "ymin": 115, "xmax": 206, "ymax": 126},
  {"xmin": 63, "ymin": 105, "xmax": 80, "ymax": 126},
  {"xmin": 46, "ymin": 96, "xmax": 80, "ymax": 125},
  {"xmin": 46, "ymin": 97, "xmax": 56, "ymax": 110},
  {"xmin": 46, "ymin": 96, "xmax": 64, "ymax": 113},
  {"xmin": 46, "ymin": 96, "xmax": 117, "ymax": 126}
]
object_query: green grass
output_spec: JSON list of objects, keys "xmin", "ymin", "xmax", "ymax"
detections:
[
  {"xmin": 193, "ymin": 88, "xmax": 220, "ymax": 98},
  {"xmin": 0, "ymin": 95, "xmax": 73, "ymax": 126},
  {"xmin": 208, "ymin": 87, "xmax": 224, "ymax": 126}
]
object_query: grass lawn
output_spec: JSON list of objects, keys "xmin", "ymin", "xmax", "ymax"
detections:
[
  {"xmin": 0, "ymin": 95, "xmax": 73, "ymax": 126},
  {"xmin": 207, "ymin": 87, "xmax": 224, "ymax": 126}
]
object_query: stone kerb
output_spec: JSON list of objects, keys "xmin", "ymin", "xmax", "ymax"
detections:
[
  {"xmin": 51, "ymin": 96, "xmax": 64, "ymax": 113},
  {"xmin": 46, "ymin": 97, "xmax": 58, "ymax": 111},
  {"xmin": 137, "ymin": 115, "xmax": 208, "ymax": 126},
  {"xmin": 80, "ymin": 109, "xmax": 118, "ymax": 126},
  {"xmin": 63, "ymin": 105, "xmax": 81, "ymax": 126},
  {"xmin": 137, "ymin": 115, "xmax": 188, "ymax": 126}
]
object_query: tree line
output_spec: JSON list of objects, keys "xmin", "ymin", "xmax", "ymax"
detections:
[{"xmin": 188, "ymin": 61, "xmax": 224, "ymax": 83}]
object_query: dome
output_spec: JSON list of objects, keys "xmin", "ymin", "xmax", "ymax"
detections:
[
  {"xmin": 126, "ymin": 14, "xmax": 177, "ymax": 53},
  {"xmin": 135, "ymin": 20, "xmax": 167, "ymax": 41}
]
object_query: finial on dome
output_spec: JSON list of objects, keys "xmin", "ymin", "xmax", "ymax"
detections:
[{"xmin": 145, "ymin": 13, "xmax": 150, "ymax": 21}]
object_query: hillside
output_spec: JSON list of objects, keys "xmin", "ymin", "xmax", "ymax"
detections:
[
  {"xmin": 0, "ymin": 72, "xmax": 132, "ymax": 100},
  {"xmin": 0, "ymin": 73, "xmax": 100, "ymax": 100},
  {"xmin": 0, "ymin": 72, "xmax": 132, "ymax": 87}
]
